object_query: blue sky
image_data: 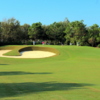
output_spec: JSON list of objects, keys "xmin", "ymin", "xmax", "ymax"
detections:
[{"xmin": 0, "ymin": 0, "xmax": 100, "ymax": 26}]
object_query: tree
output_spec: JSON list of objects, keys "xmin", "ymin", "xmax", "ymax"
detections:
[
  {"xmin": 42, "ymin": 25, "xmax": 49, "ymax": 40},
  {"xmin": 87, "ymin": 24, "xmax": 100, "ymax": 46},
  {"xmin": 1, "ymin": 18, "xmax": 20, "ymax": 44},
  {"xmin": 20, "ymin": 24, "xmax": 30, "ymax": 43},
  {"xmin": 0, "ymin": 22, "xmax": 2, "ymax": 42},
  {"xmin": 64, "ymin": 20, "xmax": 87, "ymax": 45},
  {"xmin": 45, "ymin": 21, "xmax": 69, "ymax": 44},
  {"xmin": 28, "ymin": 22, "xmax": 43, "ymax": 40}
]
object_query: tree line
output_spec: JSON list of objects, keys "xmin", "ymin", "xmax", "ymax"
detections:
[{"xmin": 0, "ymin": 18, "xmax": 100, "ymax": 47}]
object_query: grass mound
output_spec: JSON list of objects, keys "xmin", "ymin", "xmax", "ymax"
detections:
[
  {"xmin": 0, "ymin": 46, "xmax": 25, "ymax": 56},
  {"xmin": 0, "ymin": 45, "xmax": 59, "ymax": 57},
  {"xmin": 19, "ymin": 46, "xmax": 59, "ymax": 55}
]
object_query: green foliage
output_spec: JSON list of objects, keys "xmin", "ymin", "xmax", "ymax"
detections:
[
  {"xmin": 64, "ymin": 20, "xmax": 87, "ymax": 45},
  {"xmin": 1, "ymin": 18, "xmax": 21, "ymax": 43},
  {"xmin": 87, "ymin": 24, "xmax": 100, "ymax": 46},
  {"xmin": 1, "ymin": 18, "xmax": 100, "ymax": 47},
  {"xmin": 28, "ymin": 22, "xmax": 43, "ymax": 40},
  {"xmin": 25, "ymin": 40, "xmax": 33, "ymax": 45},
  {"xmin": 20, "ymin": 24, "xmax": 30, "ymax": 42},
  {"xmin": 45, "ymin": 21, "xmax": 69, "ymax": 44},
  {"xmin": 97, "ymin": 44, "xmax": 100, "ymax": 48}
]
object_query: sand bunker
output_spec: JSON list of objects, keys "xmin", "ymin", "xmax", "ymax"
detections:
[{"xmin": 0, "ymin": 50, "xmax": 56, "ymax": 58}]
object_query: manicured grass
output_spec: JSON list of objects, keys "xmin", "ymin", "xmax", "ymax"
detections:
[
  {"xmin": 0, "ymin": 45, "xmax": 100, "ymax": 100},
  {"xmin": 1, "ymin": 45, "xmax": 59, "ymax": 56}
]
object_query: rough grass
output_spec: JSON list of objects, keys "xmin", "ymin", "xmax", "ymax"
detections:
[{"xmin": 0, "ymin": 45, "xmax": 100, "ymax": 100}]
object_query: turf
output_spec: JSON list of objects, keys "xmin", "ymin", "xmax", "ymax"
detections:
[
  {"xmin": 0, "ymin": 45, "xmax": 100, "ymax": 100},
  {"xmin": 1, "ymin": 45, "xmax": 59, "ymax": 56}
]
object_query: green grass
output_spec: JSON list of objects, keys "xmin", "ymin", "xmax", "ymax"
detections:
[
  {"xmin": 0, "ymin": 45, "xmax": 100, "ymax": 100},
  {"xmin": 1, "ymin": 45, "xmax": 59, "ymax": 56}
]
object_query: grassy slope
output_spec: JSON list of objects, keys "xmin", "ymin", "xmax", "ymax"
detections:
[{"xmin": 0, "ymin": 45, "xmax": 100, "ymax": 100}]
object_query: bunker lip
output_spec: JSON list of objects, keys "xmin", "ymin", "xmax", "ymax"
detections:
[{"xmin": 0, "ymin": 50, "xmax": 56, "ymax": 58}]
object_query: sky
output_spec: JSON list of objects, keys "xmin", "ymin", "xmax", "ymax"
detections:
[{"xmin": 0, "ymin": 0, "xmax": 100, "ymax": 26}]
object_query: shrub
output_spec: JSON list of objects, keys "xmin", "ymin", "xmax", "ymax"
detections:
[
  {"xmin": 97, "ymin": 44, "xmax": 100, "ymax": 48},
  {"xmin": 26, "ymin": 41, "xmax": 32, "ymax": 45}
]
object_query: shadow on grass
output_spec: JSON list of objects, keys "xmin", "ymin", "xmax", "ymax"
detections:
[
  {"xmin": 0, "ymin": 71, "xmax": 52, "ymax": 76},
  {"xmin": 0, "ymin": 64, "xmax": 9, "ymax": 65},
  {"xmin": 0, "ymin": 82, "xmax": 93, "ymax": 98}
]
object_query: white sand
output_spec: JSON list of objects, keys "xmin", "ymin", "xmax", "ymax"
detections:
[{"xmin": 0, "ymin": 50, "xmax": 56, "ymax": 58}]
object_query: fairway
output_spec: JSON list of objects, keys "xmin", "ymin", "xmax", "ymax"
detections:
[{"xmin": 0, "ymin": 45, "xmax": 100, "ymax": 100}]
